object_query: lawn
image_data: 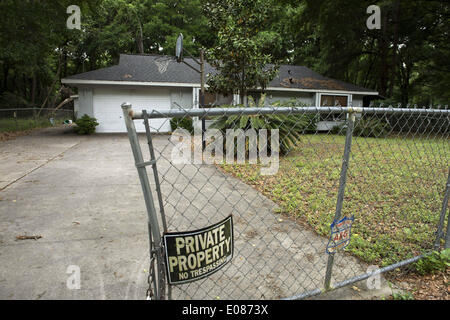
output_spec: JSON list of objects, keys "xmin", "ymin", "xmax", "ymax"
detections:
[
  {"xmin": 0, "ymin": 117, "xmax": 65, "ymax": 133},
  {"xmin": 220, "ymin": 133, "xmax": 449, "ymax": 267}
]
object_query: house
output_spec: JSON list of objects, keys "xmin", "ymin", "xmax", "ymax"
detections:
[{"xmin": 61, "ymin": 54, "xmax": 379, "ymax": 133}]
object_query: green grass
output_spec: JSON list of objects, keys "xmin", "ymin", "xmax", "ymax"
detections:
[
  {"xmin": 220, "ymin": 133, "xmax": 449, "ymax": 267},
  {"xmin": 0, "ymin": 117, "xmax": 65, "ymax": 133},
  {"xmin": 414, "ymin": 249, "xmax": 450, "ymax": 275}
]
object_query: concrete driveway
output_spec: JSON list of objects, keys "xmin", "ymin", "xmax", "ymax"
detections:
[{"xmin": 0, "ymin": 127, "xmax": 390, "ymax": 300}]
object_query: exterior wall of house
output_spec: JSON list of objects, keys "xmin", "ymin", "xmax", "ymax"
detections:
[
  {"xmin": 71, "ymin": 95, "xmax": 79, "ymax": 116},
  {"xmin": 170, "ymin": 88, "xmax": 193, "ymax": 109},
  {"xmin": 76, "ymin": 88, "xmax": 94, "ymax": 118},
  {"xmin": 192, "ymin": 88, "xmax": 236, "ymax": 131},
  {"xmin": 72, "ymin": 83, "xmax": 374, "ymax": 133},
  {"xmin": 352, "ymin": 95, "xmax": 364, "ymax": 107},
  {"xmin": 314, "ymin": 92, "xmax": 351, "ymax": 131},
  {"xmin": 264, "ymin": 91, "xmax": 315, "ymax": 106},
  {"xmin": 75, "ymin": 85, "xmax": 194, "ymax": 116},
  {"xmin": 90, "ymin": 86, "xmax": 173, "ymax": 132}
]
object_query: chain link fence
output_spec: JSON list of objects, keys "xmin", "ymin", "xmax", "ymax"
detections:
[
  {"xmin": 0, "ymin": 108, "xmax": 74, "ymax": 133},
  {"xmin": 122, "ymin": 102, "xmax": 449, "ymax": 300}
]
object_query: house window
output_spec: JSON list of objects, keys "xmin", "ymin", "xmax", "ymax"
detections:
[
  {"xmin": 201, "ymin": 91, "xmax": 233, "ymax": 107},
  {"xmin": 203, "ymin": 92, "xmax": 217, "ymax": 106},
  {"xmin": 320, "ymin": 95, "xmax": 348, "ymax": 107},
  {"xmin": 319, "ymin": 94, "xmax": 349, "ymax": 121}
]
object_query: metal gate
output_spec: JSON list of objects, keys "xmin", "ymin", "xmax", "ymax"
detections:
[{"xmin": 122, "ymin": 102, "xmax": 450, "ymax": 300}]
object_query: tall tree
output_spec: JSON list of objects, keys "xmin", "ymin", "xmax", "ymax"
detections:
[
  {"xmin": 273, "ymin": 0, "xmax": 449, "ymax": 105},
  {"xmin": 0, "ymin": 0, "xmax": 448, "ymax": 110},
  {"xmin": 0, "ymin": 0, "xmax": 97, "ymax": 108},
  {"xmin": 203, "ymin": 0, "xmax": 279, "ymax": 104}
]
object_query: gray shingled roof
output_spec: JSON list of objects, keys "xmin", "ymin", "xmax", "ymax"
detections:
[{"xmin": 63, "ymin": 54, "xmax": 377, "ymax": 93}]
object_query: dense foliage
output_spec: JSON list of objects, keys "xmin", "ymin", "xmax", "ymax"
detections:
[
  {"xmin": 332, "ymin": 117, "xmax": 390, "ymax": 138},
  {"xmin": 210, "ymin": 95, "xmax": 315, "ymax": 155},
  {"xmin": 0, "ymin": 0, "xmax": 448, "ymax": 112},
  {"xmin": 203, "ymin": 0, "xmax": 279, "ymax": 104},
  {"xmin": 414, "ymin": 249, "xmax": 450, "ymax": 275},
  {"xmin": 170, "ymin": 117, "xmax": 194, "ymax": 134},
  {"xmin": 74, "ymin": 114, "xmax": 99, "ymax": 134}
]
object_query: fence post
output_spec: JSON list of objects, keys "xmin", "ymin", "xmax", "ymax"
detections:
[
  {"xmin": 435, "ymin": 169, "xmax": 450, "ymax": 249},
  {"xmin": 142, "ymin": 110, "xmax": 171, "ymax": 300},
  {"xmin": 434, "ymin": 169, "xmax": 450, "ymax": 249},
  {"xmin": 324, "ymin": 110, "xmax": 356, "ymax": 291},
  {"xmin": 121, "ymin": 103, "xmax": 166, "ymax": 300}
]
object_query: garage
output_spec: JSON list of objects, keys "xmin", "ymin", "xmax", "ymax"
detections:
[{"xmin": 93, "ymin": 87, "xmax": 172, "ymax": 133}]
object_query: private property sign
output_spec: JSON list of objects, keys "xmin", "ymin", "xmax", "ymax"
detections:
[{"xmin": 163, "ymin": 215, "xmax": 233, "ymax": 285}]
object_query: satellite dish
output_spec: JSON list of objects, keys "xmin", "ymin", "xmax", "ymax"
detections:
[{"xmin": 175, "ymin": 33, "xmax": 183, "ymax": 63}]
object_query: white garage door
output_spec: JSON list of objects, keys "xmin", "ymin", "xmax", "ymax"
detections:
[{"xmin": 93, "ymin": 88, "xmax": 172, "ymax": 133}]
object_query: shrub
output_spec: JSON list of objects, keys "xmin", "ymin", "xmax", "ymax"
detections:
[
  {"xmin": 330, "ymin": 123, "xmax": 346, "ymax": 135},
  {"xmin": 210, "ymin": 95, "xmax": 313, "ymax": 156},
  {"xmin": 170, "ymin": 117, "xmax": 194, "ymax": 134},
  {"xmin": 391, "ymin": 289, "xmax": 415, "ymax": 300},
  {"xmin": 0, "ymin": 92, "xmax": 33, "ymax": 109},
  {"xmin": 414, "ymin": 249, "xmax": 450, "ymax": 275},
  {"xmin": 74, "ymin": 114, "xmax": 99, "ymax": 135},
  {"xmin": 273, "ymin": 99, "xmax": 319, "ymax": 134},
  {"xmin": 353, "ymin": 117, "xmax": 389, "ymax": 138},
  {"xmin": 331, "ymin": 117, "xmax": 389, "ymax": 138}
]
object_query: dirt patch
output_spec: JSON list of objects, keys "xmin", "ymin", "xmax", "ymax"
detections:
[
  {"xmin": 390, "ymin": 268, "xmax": 449, "ymax": 300},
  {"xmin": 0, "ymin": 129, "xmax": 35, "ymax": 142},
  {"xmin": 244, "ymin": 229, "xmax": 258, "ymax": 240}
]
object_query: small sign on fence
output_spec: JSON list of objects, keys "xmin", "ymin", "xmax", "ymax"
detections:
[
  {"xmin": 326, "ymin": 215, "xmax": 354, "ymax": 254},
  {"xmin": 163, "ymin": 215, "xmax": 233, "ymax": 285}
]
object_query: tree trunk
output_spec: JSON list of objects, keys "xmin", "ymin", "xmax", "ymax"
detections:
[
  {"xmin": 38, "ymin": 53, "xmax": 62, "ymax": 116},
  {"xmin": 12, "ymin": 73, "xmax": 17, "ymax": 95},
  {"xmin": 389, "ymin": 1, "xmax": 400, "ymax": 97},
  {"xmin": 401, "ymin": 65, "xmax": 411, "ymax": 106},
  {"xmin": 31, "ymin": 74, "xmax": 37, "ymax": 106},
  {"xmin": 378, "ymin": 7, "xmax": 389, "ymax": 98},
  {"xmin": 134, "ymin": 12, "xmax": 144, "ymax": 54},
  {"xmin": 240, "ymin": 58, "xmax": 247, "ymax": 106},
  {"xmin": 54, "ymin": 96, "xmax": 74, "ymax": 111},
  {"xmin": 63, "ymin": 51, "xmax": 68, "ymax": 78},
  {"xmin": 363, "ymin": 54, "xmax": 376, "ymax": 88},
  {"xmin": 137, "ymin": 24, "xmax": 144, "ymax": 54},
  {"xmin": 22, "ymin": 74, "xmax": 28, "ymax": 100},
  {"xmin": 50, "ymin": 86, "xmax": 63, "ymax": 110},
  {"xmin": 2, "ymin": 63, "xmax": 9, "ymax": 92},
  {"xmin": 397, "ymin": 56, "xmax": 411, "ymax": 106}
]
